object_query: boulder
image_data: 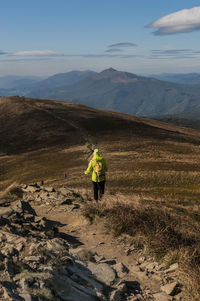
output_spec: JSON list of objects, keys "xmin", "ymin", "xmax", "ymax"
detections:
[
  {"xmin": 87, "ymin": 262, "xmax": 116, "ymax": 285},
  {"xmin": 113, "ymin": 262, "xmax": 129, "ymax": 278},
  {"xmin": 12, "ymin": 201, "xmax": 36, "ymax": 216},
  {"xmin": 161, "ymin": 282, "xmax": 181, "ymax": 296}
]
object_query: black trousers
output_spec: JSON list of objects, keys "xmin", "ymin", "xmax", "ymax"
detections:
[{"xmin": 92, "ymin": 181, "xmax": 105, "ymax": 201}]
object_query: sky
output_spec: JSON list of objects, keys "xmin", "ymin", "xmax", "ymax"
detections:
[{"xmin": 0, "ymin": 0, "xmax": 200, "ymax": 77}]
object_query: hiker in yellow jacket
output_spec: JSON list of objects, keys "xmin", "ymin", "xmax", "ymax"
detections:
[{"xmin": 85, "ymin": 149, "xmax": 108, "ymax": 203}]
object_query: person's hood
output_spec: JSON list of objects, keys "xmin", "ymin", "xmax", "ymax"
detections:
[
  {"xmin": 93, "ymin": 149, "xmax": 102, "ymax": 159},
  {"xmin": 93, "ymin": 153, "xmax": 103, "ymax": 161}
]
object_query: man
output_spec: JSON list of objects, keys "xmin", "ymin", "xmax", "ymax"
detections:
[{"xmin": 85, "ymin": 149, "xmax": 108, "ymax": 203}]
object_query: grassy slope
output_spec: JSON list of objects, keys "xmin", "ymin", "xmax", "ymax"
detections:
[
  {"xmin": 1, "ymin": 96, "xmax": 200, "ymax": 299},
  {"xmin": 1, "ymin": 96, "xmax": 200, "ymax": 197}
]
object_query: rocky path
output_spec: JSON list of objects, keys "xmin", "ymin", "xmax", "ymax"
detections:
[{"xmin": 0, "ymin": 183, "xmax": 183, "ymax": 301}]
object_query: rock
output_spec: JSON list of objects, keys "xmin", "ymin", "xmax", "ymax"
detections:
[
  {"xmin": 111, "ymin": 281, "xmax": 127, "ymax": 300},
  {"xmin": 165, "ymin": 263, "xmax": 179, "ymax": 274},
  {"xmin": 52, "ymin": 273, "xmax": 98, "ymax": 301},
  {"xmin": 19, "ymin": 278, "xmax": 34, "ymax": 301},
  {"xmin": 145, "ymin": 262, "xmax": 158, "ymax": 272},
  {"xmin": 113, "ymin": 262, "xmax": 129, "ymax": 278},
  {"xmin": 110, "ymin": 289, "xmax": 122, "ymax": 301},
  {"xmin": 44, "ymin": 186, "xmax": 55, "ymax": 192},
  {"xmin": 87, "ymin": 262, "xmax": 116, "ymax": 285},
  {"xmin": 58, "ymin": 187, "xmax": 70, "ymax": 195},
  {"xmin": 23, "ymin": 185, "xmax": 40, "ymax": 193},
  {"xmin": 23, "ymin": 214, "xmax": 35, "ymax": 222},
  {"xmin": 161, "ymin": 282, "xmax": 181, "ymax": 296},
  {"xmin": 153, "ymin": 292, "xmax": 172, "ymax": 301},
  {"xmin": 100, "ymin": 259, "xmax": 116, "ymax": 265},
  {"xmin": 0, "ymin": 207, "xmax": 14, "ymax": 218},
  {"xmin": 38, "ymin": 191, "xmax": 49, "ymax": 199},
  {"xmin": 0, "ymin": 216, "xmax": 9, "ymax": 226},
  {"xmin": 5, "ymin": 258, "xmax": 14, "ymax": 278},
  {"xmin": 71, "ymin": 204, "xmax": 80, "ymax": 211},
  {"xmin": 12, "ymin": 200, "xmax": 36, "ymax": 216},
  {"xmin": 124, "ymin": 248, "xmax": 133, "ymax": 256},
  {"xmin": 137, "ymin": 256, "xmax": 145, "ymax": 265},
  {"xmin": 61, "ymin": 199, "xmax": 73, "ymax": 205},
  {"xmin": 20, "ymin": 292, "xmax": 33, "ymax": 301},
  {"xmin": 0, "ymin": 281, "xmax": 23, "ymax": 301},
  {"xmin": 25, "ymin": 255, "xmax": 43, "ymax": 263},
  {"xmin": 69, "ymin": 248, "xmax": 95, "ymax": 262}
]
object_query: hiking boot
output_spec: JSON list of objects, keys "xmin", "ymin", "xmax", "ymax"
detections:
[{"xmin": 93, "ymin": 200, "xmax": 98, "ymax": 204}]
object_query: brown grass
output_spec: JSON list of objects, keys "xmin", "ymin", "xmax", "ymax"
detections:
[
  {"xmin": 1, "ymin": 97, "xmax": 200, "ymax": 299},
  {"xmin": 82, "ymin": 195, "xmax": 200, "ymax": 300}
]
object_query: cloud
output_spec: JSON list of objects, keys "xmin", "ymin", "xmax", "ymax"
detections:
[
  {"xmin": 0, "ymin": 58, "xmax": 54, "ymax": 63},
  {"xmin": 80, "ymin": 54, "xmax": 138, "ymax": 59},
  {"xmin": 108, "ymin": 42, "xmax": 137, "ymax": 48},
  {"xmin": 146, "ymin": 6, "xmax": 200, "ymax": 35},
  {"xmin": 105, "ymin": 49, "xmax": 123, "ymax": 53},
  {"xmin": 149, "ymin": 49, "xmax": 200, "ymax": 60},
  {"xmin": 12, "ymin": 50, "xmax": 64, "ymax": 57},
  {"xmin": 0, "ymin": 50, "xmax": 7, "ymax": 55},
  {"xmin": 152, "ymin": 49, "xmax": 192, "ymax": 55},
  {"xmin": 80, "ymin": 54, "xmax": 123, "ymax": 58}
]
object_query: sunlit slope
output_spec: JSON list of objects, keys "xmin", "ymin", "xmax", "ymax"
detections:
[{"xmin": 1, "ymin": 96, "xmax": 200, "ymax": 203}]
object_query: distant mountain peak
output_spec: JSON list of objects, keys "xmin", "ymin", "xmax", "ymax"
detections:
[
  {"xmin": 103, "ymin": 67, "xmax": 117, "ymax": 72},
  {"xmin": 100, "ymin": 68, "xmax": 118, "ymax": 74},
  {"xmin": 94, "ymin": 68, "xmax": 140, "ymax": 83}
]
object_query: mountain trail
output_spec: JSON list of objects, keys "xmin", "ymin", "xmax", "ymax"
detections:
[{"xmin": 25, "ymin": 182, "xmax": 182, "ymax": 301}]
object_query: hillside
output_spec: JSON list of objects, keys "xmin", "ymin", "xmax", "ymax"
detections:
[
  {"xmin": 0, "ymin": 71, "xmax": 96, "ymax": 97},
  {"xmin": 25, "ymin": 68, "xmax": 200, "ymax": 117},
  {"xmin": 154, "ymin": 109, "xmax": 200, "ymax": 130},
  {"xmin": 0, "ymin": 75, "xmax": 43, "ymax": 89},
  {"xmin": 1, "ymin": 96, "xmax": 200, "ymax": 156},
  {"xmin": 1, "ymin": 95, "xmax": 200, "ymax": 194},
  {"xmin": 1, "ymin": 96, "xmax": 200, "ymax": 299}
]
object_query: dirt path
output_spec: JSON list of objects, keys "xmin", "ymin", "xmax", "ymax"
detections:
[{"xmin": 33, "ymin": 203, "xmax": 170, "ymax": 300}]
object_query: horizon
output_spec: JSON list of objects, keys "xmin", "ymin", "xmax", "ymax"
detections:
[
  {"xmin": 1, "ymin": 0, "xmax": 200, "ymax": 76},
  {"xmin": 1, "ymin": 67, "xmax": 200, "ymax": 79}
]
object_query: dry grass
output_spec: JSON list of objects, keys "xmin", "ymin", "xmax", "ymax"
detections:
[
  {"xmin": 1, "ymin": 98, "xmax": 200, "ymax": 299},
  {"xmin": 82, "ymin": 195, "xmax": 200, "ymax": 300},
  {"xmin": 0, "ymin": 181, "xmax": 23, "ymax": 206}
]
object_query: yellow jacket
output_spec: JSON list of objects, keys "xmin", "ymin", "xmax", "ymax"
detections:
[{"xmin": 85, "ymin": 153, "xmax": 108, "ymax": 182}]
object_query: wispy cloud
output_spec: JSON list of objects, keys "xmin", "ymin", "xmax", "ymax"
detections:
[
  {"xmin": 146, "ymin": 6, "xmax": 200, "ymax": 35},
  {"xmin": 80, "ymin": 54, "xmax": 125, "ymax": 58},
  {"xmin": 152, "ymin": 49, "xmax": 192, "ymax": 55},
  {"xmin": 105, "ymin": 48, "xmax": 123, "ymax": 53},
  {"xmin": 12, "ymin": 50, "xmax": 64, "ymax": 57},
  {"xmin": 0, "ymin": 58, "xmax": 54, "ymax": 63},
  {"xmin": 108, "ymin": 42, "xmax": 137, "ymax": 48},
  {"xmin": 149, "ymin": 49, "xmax": 200, "ymax": 60},
  {"xmin": 0, "ymin": 50, "xmax": 7, "ymax": 55}
]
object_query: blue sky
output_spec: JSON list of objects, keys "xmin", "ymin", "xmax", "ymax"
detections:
[{"xmin": 0, "ymin": 0, "xmax": 200, "ymax": 76}]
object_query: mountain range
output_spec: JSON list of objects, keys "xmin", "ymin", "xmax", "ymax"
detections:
[
  {"xmin": 1, "ymin": 69, "xmax": 200, "ymax": 117},
  {"xmin": 150, "ymin": 73, "xmax": 200, "ymax": 85},
  {"xmin": 0, "ymin": 75, "xmax": 43, "ymax": 89}
]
